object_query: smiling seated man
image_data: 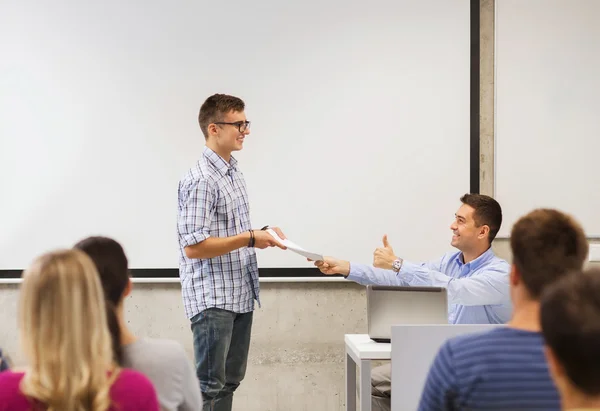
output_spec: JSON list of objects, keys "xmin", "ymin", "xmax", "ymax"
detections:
[{"xmin": 314, "ymin": 194, "xmax": 511, "ymax": 411}]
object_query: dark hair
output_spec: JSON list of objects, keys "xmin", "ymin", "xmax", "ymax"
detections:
[
  {"xmin": 541, "ymin": 268, "xmax": 600, "ymax": 396},
  {"xmin": 0, "ymin": 348, "xmax": 11, "ymax": 371},
  {"xmin": 459, "ymin": 193, "xmax": 503, "ymax": 243},
  {"xmin": 74, "ymin": 236, "xmax": 130, "ymax": 365},
  {"xmin": 198, "ymin": 94, "xmax": 245, "ymax": 139},
  {"xmin": 104, "ymin": 304, "xmax": 123, "ymax": 365},
  {"xmin": 510, "ymin": 209, "xmax": 588, "ymax": 298}
]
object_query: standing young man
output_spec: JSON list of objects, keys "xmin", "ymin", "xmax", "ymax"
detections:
[{"xmin": 177, "ymin": 94, "xmax": 286, "ymax": 411}]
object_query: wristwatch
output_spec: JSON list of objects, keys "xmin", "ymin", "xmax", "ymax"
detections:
[{"xmin": 392, "ymin": 258, "xmax": 403, "ymax": 273}]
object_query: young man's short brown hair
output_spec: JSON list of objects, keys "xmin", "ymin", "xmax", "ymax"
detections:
[
  {"xmin": 459, "ymin": 193, "xmax": 503, "ymax": 243},
  {"xmin": 198, "ymin": 94, "xmax": 245, "ymax": 139},
  {"xmin": 510, "ymin": 209, "xmax": 588, "ymax": 298},
  {"xmin": 541, "ymin": 268, "xmax": 600, "ymax": 395}
]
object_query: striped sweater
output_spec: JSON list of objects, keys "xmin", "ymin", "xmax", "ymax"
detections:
[{"xmin": 418, "ymin": 327, "xmax": 560, "ymax": 411}]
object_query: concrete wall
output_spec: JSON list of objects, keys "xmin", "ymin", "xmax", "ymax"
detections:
[
  {"xmin": 0, "ymin": 281, "xmax": 366, "ymax": 410},
  {"xmin": 1, "ymin": 2, "xmax": 597, "ymax": 410}
]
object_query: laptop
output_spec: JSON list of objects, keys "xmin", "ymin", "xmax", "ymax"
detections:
[{"xmin": 366, "ymin": 285, "xmax": 448, "ymax": 343}]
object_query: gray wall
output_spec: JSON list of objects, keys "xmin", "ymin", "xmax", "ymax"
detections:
[
  {"xmin": 1, "ymin": 2, "xmax": 597, "ymax": 410},
  {"xmin": 0, "ymin": 281, "xmax": 366, "ymax": 410}
]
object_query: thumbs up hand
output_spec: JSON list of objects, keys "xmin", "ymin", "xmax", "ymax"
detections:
[{"xmin": 373, "ymin": 234, "xmax": 398, "ymax": 270}]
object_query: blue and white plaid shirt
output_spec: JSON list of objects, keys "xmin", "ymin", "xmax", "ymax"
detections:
[{"xmin": 177, "ymin": 146, "xmax": 260, "ymax": 319}]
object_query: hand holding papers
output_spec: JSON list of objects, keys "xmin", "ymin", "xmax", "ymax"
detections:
[{"xmin": 266, "ymin": 229, "xmax": 324, "ymax": 262}]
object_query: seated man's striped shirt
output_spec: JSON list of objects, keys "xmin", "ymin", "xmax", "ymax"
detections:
[{"xmin": 417, "ymin": 327, "xmax": 560, "ymax": 411}]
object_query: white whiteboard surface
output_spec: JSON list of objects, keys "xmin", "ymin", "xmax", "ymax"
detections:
[
  {"xmin": 0, "ymin": 0, "xmax": 470, "ymax": 269},
  {"xmin": 495, "ymin": 0, "xmax": 600, "ymax": 237}
]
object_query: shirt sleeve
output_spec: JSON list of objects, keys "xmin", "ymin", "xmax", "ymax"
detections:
[
  {"xmin": 142, "ymin": 389, "xmax": 161, "ymax": 411},
  {"xmin": 400, "ymin": 259, "xmax": 510, "ymax": 306},
  {"xmin": 135, "ymin": 372, "xmax": 161, "ymax": 411},
  {"xmin": 178, "ymin": 347, "xmax": 203, "ymax": 411},
  {"xmin": 345, "ymin": 255, "xmax": 445, "ymax": 287},
  {"xmin": 417, "ymin": 341, "xmax": 459, "ymax": 411},
  {"xmin": 177, "ymin": 178, "xmax": 216, "ymax": 247},
  {"xmin": 346, "ymin": 263, "xmax": 409, "ymax": 286},
  {"xmin": 0, "ymin": 372, "xmax": 22, "ymax": 411}
]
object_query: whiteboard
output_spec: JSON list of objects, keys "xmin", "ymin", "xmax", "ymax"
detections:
[
  {"xmin": 495, "ymin": 0, "xmax": 600, "ymax": 237},
  {"xmin": 0, "ymin": 0, "xmax": 470, "ymax": 269}
]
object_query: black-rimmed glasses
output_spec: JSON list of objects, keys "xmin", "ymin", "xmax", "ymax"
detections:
[{"xmin": 214, "ymin": 120, "xmax": 251, "ymax": 133}]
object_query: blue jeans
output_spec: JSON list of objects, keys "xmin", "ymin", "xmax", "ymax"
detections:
[{"xmin": 191, "ymin": 308, "xmax": 253, "ymax": 411}]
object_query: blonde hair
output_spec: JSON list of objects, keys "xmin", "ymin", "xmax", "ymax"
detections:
[{"xmin": 19, "ymin": 249, "xmax": 119, "ymax": 411}]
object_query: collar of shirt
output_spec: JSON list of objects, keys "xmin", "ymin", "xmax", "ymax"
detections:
[
  {"xmin": 203, "ymin": 146, "xmax": 239, "ymax": 176},
  {"xmin": 453, "ymin": 247, "xmax": 496, "ymax": 271}
]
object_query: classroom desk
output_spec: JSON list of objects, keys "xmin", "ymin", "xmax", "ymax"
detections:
[{"xmin": 344, "ymin": 334, "xmax": 391, "ymax": 411}]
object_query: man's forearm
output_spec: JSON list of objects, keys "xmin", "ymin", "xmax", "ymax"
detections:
[
  {"xmin": 346, "ymin": 262, "xmax": 408, "ymax": 286},
  {"xmin": 184, "ymin": 233, "xmax": 250, "ymax": 259},
  {"xmin": 400, "ymin": 262, "xmax": 509, "ymax": 306}
]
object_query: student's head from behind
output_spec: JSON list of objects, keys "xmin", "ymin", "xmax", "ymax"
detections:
[
  {"xmin": 74, "ymin": 236, "xmax": 131, "ymax": 307},
  {"xmin": 74, "ymin": 236, "xmax": 131, "ymax": 365},
  {"xmin": 198, "ymin": 93, "xmax": 249, "ymax": 153},
  {"xmin": 509, "ymin": 209, "xmax": 588, "ymax": 302},
  {"xmin": 19, "ymin": 249, "xmax": 115, "ymax": 410},
  {"xmin": 541, "ymin": 268, "xmax": 600, "ymax": 404},
  {"xmin": 450, "ymin": 193, "xmax": 502, "ymax": 251}
]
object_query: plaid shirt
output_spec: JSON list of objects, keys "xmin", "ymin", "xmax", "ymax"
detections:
[{"xmin": 177, "ymin": 147, "xmax": 260, "ymax": 319}]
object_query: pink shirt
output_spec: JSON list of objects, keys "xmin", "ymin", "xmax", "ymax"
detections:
[{"xmin": 0, "ymin": 369, "xmax": 160, "ymax": 410}]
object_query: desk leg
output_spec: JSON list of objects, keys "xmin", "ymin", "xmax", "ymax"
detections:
[
  {"xmin": 346, "ymin": 352, "xmax": 357, "ymax": 411},
  {"xmin": 359, "ymin": 359, "xmax": 372, "ymax": 411}
]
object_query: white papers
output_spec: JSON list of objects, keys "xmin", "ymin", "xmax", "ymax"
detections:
[{"xmin": 266, "ymin": 229, "xmax": 324, "ymax": 261}]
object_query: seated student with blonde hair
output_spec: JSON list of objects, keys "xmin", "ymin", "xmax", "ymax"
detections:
[
  {"xmin": 74, "ymin": 236, "xmax": 202, "ymax": 411},
  {"xmin": 0, "ymin": 249, "xmax": 160, "ymax": 411},
  {"xmin": 541, "ymin": 268, "xmax": 600, "ymax": 411}
]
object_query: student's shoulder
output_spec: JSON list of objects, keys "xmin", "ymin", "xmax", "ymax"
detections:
[
  {"xmin": 179, "ymin": 161, "xmax": 219, "ymax": 191},
  {"xmin": 179, "ymin": 159, "xmax": 209, "ymax": 183},
  {"xmin": 428, "ymin": 329, "xmax": 502, "ymax": 374},
  {"xmin": 444, "ymin": 327, "xmax": 540, "ymax": 358},
  {"xmin": 112, "ymin": 369, "xmax": 159, "ymax": 408},
  {"xmin": 447, "ymin": 326, "xmax": 510, "ymax": 344},
  {"xmin": 438, "ymin": 250, "xmax": 461, "ymax": 266},
  {"xmin": 132, "ymin": 336, "xmax": 184, "ymax": 351},
  {"xmin": 139, "ymin": 336, "xmax": 184, "ymax": 350},
  {"xmin": 133, "ymin": 338, "xmax": 190, "ymax": 366},
  {"xmin": 0, "ymin": 371, "xmax": 28, "ymax": 408},
  {"xmin": 488, "ymin": 250, "xmax": 510, "ymax": 270},
  {"xmin": 0, "ymin": 371, "xmax": 25, "ymax": 390},
  {"xmin": 113, "ymin": 368, "xmax": 157, "ymax": 394}
]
